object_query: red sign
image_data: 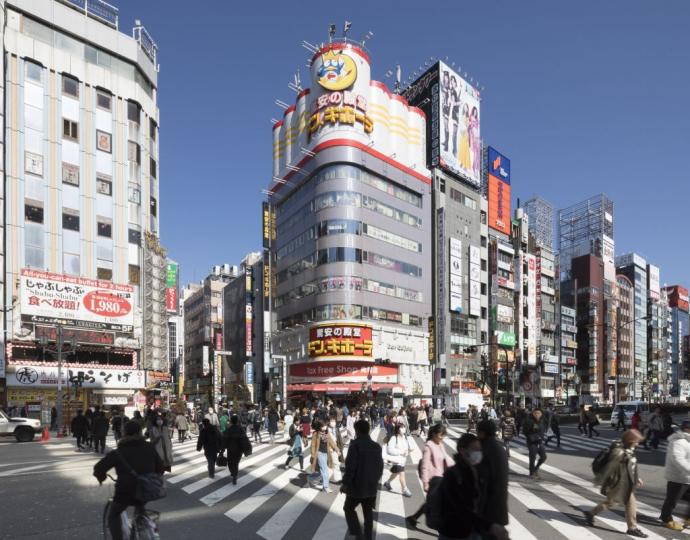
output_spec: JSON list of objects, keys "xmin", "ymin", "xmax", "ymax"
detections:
[
  {"xmin": 84, "ymin": 290, "xmax": 132, "ymax": 318},
  {"xmin": 488, "ymin": 174, "xmax": 511, "ymax": 235},
  {"xmin": 289, "ymin": 361, "xmax": 397, "ymax": 383},
  {"xmin": 308, "ymin": 324, "xmax": 373, "ymax": 358},
  {"xmin": 35, "ymin": 326, "xmax": 114, "ymax": 345},
  {"xmin": 166, "ymin": 287, "xmax": 178, "ymax": 313}
]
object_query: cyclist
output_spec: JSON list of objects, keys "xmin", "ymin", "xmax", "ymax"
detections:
[{"xmin": 94, "ymin": 420, "xmax": 165, "ymax": 540}]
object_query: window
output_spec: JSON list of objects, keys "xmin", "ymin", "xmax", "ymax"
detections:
[
  {"xmin": 96, "ymin": 175, "xmax": 112, "ymax": 195},
  {"xmin": 129, "ymin": 264, "xmax": 140, "ymax": 285},
  {"xmin": 127, "ymin": 101, "xmax": 140, "ymax": 123},
  {"xmin": 150, "ymin": 157, "xmax": 157, "ymax": 179},
  {"xmin": 62, "ymin": 162, "xmax": 79, "ymax": 186},
  {"xmin": 62, "ymin": 212, "xmax": 79, "ymax": 231},
  {"xmin": 128, "ymin": 141, "xmax": 141, "ymax": 164},
  {"xmin": 63, "ymin": 119, "xmax": 78, "ymax": 142},
  {"xmin": 97, "ymin": 220, "xmax": 112, "ymax": 238},
  {"xmin": 25, "ymin": 222, "xmax": 44, "ymax": 268},
  {"xmin": 62, "ymin": 75, "xmax": 79, "ymax": 97},
  {"xmin": 26, "ymin": 61, "xmax": 43, "ymax": 83},
  {"xmin": 439, "ymin": 178, "xmax": 446, "ymax": 193},
  {"xmin": 481, "ymin": 259, "xmax": 487, "ymax": 271},
  {"xmin": 128, "ymin": 185, "xmax": 141, "ymax": 204},
  {"xmin": 480, "ymin": 211, "xmax": 487, "ymax": 225},
  {"xmin": 481, "ymin": 307, "xmax": 487, "ymax": 319},
  {"xmin": 481, "ymin": 236, "xmax": 487, "ymax": 248},
  {"xmin": 25, "ymin": 151, "xmax": 43, "ymax": 176},
  {"xmin": 96, "ymin": 130, "xmax": 112, "ymax": 153},
  {"xmin": 25, "ymin": 203, "xmax": 43, "ymax": 223},
  {"xmin": 150, "ymin": 197, "xmax": 157, "ymax": 217},
  {"xmin": 96, "ymin": 90, "xmax": 111, "ymax": 111},
  {"xmin": 150, "ymin": 118, "xmax": 157, "ymax": 141},
  {"xmin": 128, "ymin": 228, "xmax": 142, "ymax": 245},
  {"xmin": 63, "ymin": 253, "xmax": 80, "ymax": 275},
  {"xmin": 97, "ymin": 267, "xmax": 113, "ymax": 280},
  {"xmin": 481, "ymin": 283, "xmax": 487, "ymax": 295}
]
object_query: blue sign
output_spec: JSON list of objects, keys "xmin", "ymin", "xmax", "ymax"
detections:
[
  {"xmin": 245, "ymin": 362, "xmax": 254, "ymax": 385},
  {"xmin": 488, "ymin": 147, "xmax": 511, "ymax": 185}
]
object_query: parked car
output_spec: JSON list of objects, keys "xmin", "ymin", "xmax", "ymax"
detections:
[
  {"xmin": 609, "ymin": 400, "xmax": 650, "ymax": 428},
  {"xmin": 0, "ymin": 410, "xmax": 41, "ymax": 442}
]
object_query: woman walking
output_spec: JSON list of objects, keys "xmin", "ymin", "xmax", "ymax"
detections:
[
  {"xmin": 300, "ymin": 408, "xmax": 312, "ymax": 438},
  {"xmin": 500, "ymin": 410, "xmax": 517, "ymax": 457},
  {"xmin": 406, "ymin": 424, "xmax": 452, "ymax": 529},
  {"xmin": 578, "ymin": 405, "xmax": 589, "ymax": 436},
  {"xmin": 309, "ymin": 420, "xmax": 342, "ymax": 493},
  {"xmin": 283, "ymin": 420, "xmax": 307, "ymax": 470},
  {"xmin": 175, "ymin": 411, "xmax": 189, "ymax": 443},
  {"xmin": 384, "ymin": 423, "xmax": 413, "ymax": 497},
  {"xmin": 220, "ymin": 415, "xmax": 252, "ymax": 485},
  {"xmin": 267, "ymin": 407, "xmax": 280, "ymax": 444},
  {"xmin": 147, "ymin": 412, "xmax": 173, "ymax": 472}
]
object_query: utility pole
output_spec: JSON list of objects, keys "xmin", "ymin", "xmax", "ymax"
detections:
[
  {"xmin": 56, "ymin": 325, "xmax": 64, "ymax": 436},
  {"xmin": 615, "ymin": 305, "xmax": 620, "ymax": 405}
]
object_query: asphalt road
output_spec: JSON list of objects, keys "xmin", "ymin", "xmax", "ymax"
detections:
[{"xmin": 0, "ymin": 420, "xmax": 687, "ymax": 540}]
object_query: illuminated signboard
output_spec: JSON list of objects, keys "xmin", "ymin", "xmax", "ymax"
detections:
[
  {"xmin": 487, "ymin": 147, "xmax": 511, "ymax": 235},
  {"xmin": 165, "ymin": 262, "xmax": 178, "ymax": 313},
  {"xmin": 316, "ymin": 50, "xmax": 357, "ymax": 91},
  {"xmin": 308, "ymin": 323, "xmax": 373, "ymax": 359}
]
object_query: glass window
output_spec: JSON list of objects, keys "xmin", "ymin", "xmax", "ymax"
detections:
[
  {"xmin": 128, "ymin": 228, "xmax": 142, "ymax": 245},
  {"xmin": 127, "ymin": 101, "xmax": 140, "ymax": 123},
  {"xmin": 25, "ymin": 204, "xmax": 43, "ymax": 223},
  {"xmin": 128, "ymin": 185, "xmax": 141, "ymax": 204},
  {"xmin": 96, "ymin": 175, "xmax": 112, "ymax": 195},
  {"xmin": 62, "ymin": 119, "xmax": 78, "ymax": 142},
  {"xmin": 62, "ymin": 75, "xmax": 78, "ymax": 97},
  {"xmin": 62, "ymin": 212, "xmax": 79, "ymax": 231},
  {"xmin": 96, "ymin": 130, "xmax": 112, "ymax": 153},
  {"xmin": 150, "ymin": 118, "xmax": 157, "ymax": 141},
  {"xmin": 128, "ymin": 141, "xmax": 141, "ymax": 164},
  {"xmin": 62, "ymin": 162, "xmax": 79, "ymax": 186},
  {"xmin": 150, "ymin": 197, "xmax": 158, "ymax": 217},
  {"xmin": 150, "ymin": 158, "xmax": 157, "ymax": 179},
  {"xmin": 96, "ymin": 90, "xmax": 111, "ymax": 111},
  {"xmin": 63, "ymin": 252, "xmax": 80, "ymax": 275},
  {"xmin": 25, "ymin": 152, "xmax": 43, "ymax": 177},
  {"xmin": 97, "ymin": 220, "xmax": 112, "ymax": 238},
  {"xmin": 129, "ymin": 264, "xmax": 140, "ymax": 285},
  {"xmin": 97, "ymin": 267, "xmax": 113, "ymax": 280},
  {"xmin": 26, "ymin": 61, "xmax": 42, "ymax": 83}
]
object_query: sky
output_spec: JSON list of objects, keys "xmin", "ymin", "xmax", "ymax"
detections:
[{"xmin": 115, "ymin": 0, "xmax": 690, "ymax": 287}]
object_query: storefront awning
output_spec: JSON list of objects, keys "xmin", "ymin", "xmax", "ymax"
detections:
[{"xmin": 287, "ymin": 383, "xmax": 404, "ymax": 394}]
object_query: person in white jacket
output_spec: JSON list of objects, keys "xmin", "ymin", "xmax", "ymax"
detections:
[
  {"xmin": 383, "ymin": 423, "xmax": 412, "ymax": 497},
  {"xmin": 659, "ymin": 420, "xmax": 690, "ymax": 531},
  {"xmin": 346, "ymin": 410, "xmax": 358, "ymax": 441}
]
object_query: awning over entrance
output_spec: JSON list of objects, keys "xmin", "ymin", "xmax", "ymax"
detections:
[{"xmin": 287, "ymin": 383, "xmax": 404, "ymax": 394}]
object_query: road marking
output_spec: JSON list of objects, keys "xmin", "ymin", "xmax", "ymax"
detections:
[
  {"xmin": 225, "ymin": 466, "xmax": 302, "ymax": 522},
  {"xmin": 508, "ymin": 512, "xmax": 540, "ymax": 540},
  {"xmin": 256, "ymin": 481, "xmax": 322, "ymax": 539}
]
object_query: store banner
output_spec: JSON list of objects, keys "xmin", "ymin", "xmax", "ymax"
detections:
[
  {"xmin": 289, "ymin": 361, "xmax": 397, "ymax": 383},
  {"xmin": 6, "ymin": 364, "xmax": 145, "ymax": 389},
  {"xmin": 308, "ymin": 323, "xmax": 373, "ymax": 359}
]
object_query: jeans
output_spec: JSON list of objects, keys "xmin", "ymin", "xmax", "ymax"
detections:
[
  {"xmin": 503, "ymin": 437, "xmax": 512, "ymax": 457},
  {"xmin": 285, "ymin": 454, "xmax": 304, "ymax": 469},
  {"xmin": 178, "ymin": 430, "xmax": 186, "ymax": 443},
  {"xmin": 206, "ymin": 454, "xmax": 216, "ymax": 478},
  {"xmin": 344, "ymin": 495, "xmax": 376, "ymax": 540},
  {"xmin": 592, "ymin": 493, "xmax": 637, "ymax": 529},
  {"xmin": 527, "ymin": 442, "xmax": 546, "ymax": 475},
  {"xmin": 317, "ymin": 451, "xmax": 329, "ymax": 489},
  {"xmin": 107, "ymin": 500, "xmax": 144, "ymax": 540},
  {"xmin": 660, "ymin": 481, "xmax": 690, "ymax": 522},
  {"xmin": 649, "ymin": 429, "xmax": 660, "ymax": 449}
]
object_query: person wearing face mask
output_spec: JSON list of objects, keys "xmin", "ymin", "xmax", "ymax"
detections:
[
  {"xmin": 584, "ymin": 429, "xmax": 648, "ymax": 538},
  {"xmin": 328, "ymin": 417, "xmax": 345, "ymax": 483},
  {"xmin": 430, "ymin": 433, "xmax": 508, "ymax": 540},
  {"xmin": 310, "ymin": 420, "xmax": 342, "ymax": 493},
  {"xmin": 346, "ymin": 410, "xmax": 358, "ymax": 442},
  {"xmin": 476, "ymin": 420, "xmax": 509, "ymax": 532},
  {"xmin": 146, "ymin": 413, "xmax": 173, "ymax": 472},
  {"xmin": 522, "ymin": 408, "xmax": 547, "ymax": 480},
  {"xmin": 383, "ymin": 423, "xmax": 413, "ymax": 497}
]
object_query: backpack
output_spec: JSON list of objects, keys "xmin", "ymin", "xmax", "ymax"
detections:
[
  {"xmin": 592, "ymin": 442, "xmax": 618, "ymax": 476},
  {"xmin": 115, "ymin": 451, "xmax": 166, "ymax": 503}
]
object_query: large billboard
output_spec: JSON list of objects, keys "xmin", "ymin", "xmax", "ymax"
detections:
[
  {"xmin": 20, "ymin": 269, "xmax": 134, "ymax": 332},
  {"xmin": 165, "ymin": 262, "xmax": 178, "ymax": 313},
  {"xmin": 289, "ymin": 361, "xmax": 397, "ymax": 384},
  {"xmin": 404, "ymin": 61, "xmax": 481, "ymax": 187},
  {"xmin": 487, "ymin": 147, "xmax": 512, "ymax": 235},
  {"xmin": 308, "ymin": 323, "xmax": 373, "ymax": 359}
]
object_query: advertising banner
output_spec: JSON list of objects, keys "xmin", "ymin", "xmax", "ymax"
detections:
[
  {"xmin": 469, "ymin": 298, "xmax": 481, "ymax": 317},
  {"xmin": 202, "ymin": 345, "xmax": 210, "ymax": 376},
  {"xmin": 488, "ymin": 147, "xmax": 511, "ymax": 184},
  {"xmin": 262, "ymin": 202, "xmax": 271, "ymax": 249},
  {"xmin": 6, "ymin": 364, "xmax": 144, "ymax": 389},
  {"xmin": 602, "ymin": 235, "xmax": 616, "ymax": 283},
  {"xmin": 449, "ymin": 237, "xmax": 463, "ymax": 312},
  {"xmin": 525, "ymin": 254, "xmax": 538, "ymax": 365},
  {"xmin": 308, "ymin": 323, "xmax": 373, "ymax": 359},
  {"xmin": 496, "ymin": 331, "xmax": 516, "ymax": 347},
  {"xmin": 20, "ymin": 269, "xmax": 134, "ymax": 332},
  {"xmin": 165, "ymin": 263, "xmax": 178, "ymax": 313},
  {"xmin": 428, "ymin": 317, "xmax": 435, "ymax": 361},
  {"xmin": 34, "ymin": 325, "xmax": 114, "ymax": 345},
  {"xmin": 437, "ymin": 61, "xmax": 481, "ymax": 186},
  {"xmin": 289, "ymin": 361, "xmax": 397, "ymax": 384},
  {"xmin": 496, "ymin": 305, "xmax": 514, "ymax": 323},
  {"xmin": 245, "ymin": 361, "xmax": 254, "ymax": 385},
  {"xmin": 214, "ymin": 352, "xmax": 221, "ymax": 402},
  {"xmin": 436, "ymin": 209, "xmax": 446, "ymax": 354},
  {"xmin": 263, "ymin": 250, "xmax": 271, "ymax": 304}
]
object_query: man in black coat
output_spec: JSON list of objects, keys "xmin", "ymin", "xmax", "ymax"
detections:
[
  {"xmin": 477, "ymin": 419, "xmax": 509, "ymax": 528},
  {"xmin": 522, "ymin": 408, "xmax": 548, "ymax": 479},
  {"xmin": 93, "ymin": 421, "xmax": 164, "ymax": 540},
  {"xmin": 197, "ymin": 418, "xmax": 222, "ymax": 478},
  {"xmin": 92, "ymin": 407, "xmax": 110, "ymax": 454},
  {"xmin": 70, "ymin": 409, "xmax": 89, "ymax": 450},
  {"xmin": 220, "ymin": 415, "xmax": 251, "ymax": 485},
  {"xmin": 342, "ymin": 419, "xmax": 383, "ymax": 540}
]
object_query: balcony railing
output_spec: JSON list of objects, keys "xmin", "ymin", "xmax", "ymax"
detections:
[{"xmin": 59, "ymin": 0, "xmax": 119, "ymax": 29}]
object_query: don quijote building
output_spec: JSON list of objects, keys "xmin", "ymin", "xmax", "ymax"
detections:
[
  {"xmin": 267, "ymin": 39, "xmax": 432, "ymax": 406},
  {"xmin": 0, "ymin": 0, "xmax": 164, "ymax": 420}
]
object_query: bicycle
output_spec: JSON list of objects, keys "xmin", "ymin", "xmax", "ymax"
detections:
[{"xmin": 102, "ymin": 475, "xmax": 161, "ymax": 540}]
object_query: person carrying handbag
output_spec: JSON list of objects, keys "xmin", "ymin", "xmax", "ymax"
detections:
[
  {"xmin": 197, "ymin": 418, "xmax": 222, "ymax": 478},
  {"xmin": 383, "ymin": 423, "xmax": 413, "ymax": 497},
  {"xmin": 93, "ymin": 420, "xmax": 165, "ymax": 540},
  {"xmin": 283, "ymin": 421, "xmax": 307, "ymax": 470},
  {"xmin": 310, "ymin": 420, "xmax": 343, "ymax": 493}
]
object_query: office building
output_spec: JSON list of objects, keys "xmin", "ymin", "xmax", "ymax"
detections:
[
  {"xmin": 522, "ymin": 196, "xmax": 554, "ymax": 251},
  {"xmin": 559, "ymin": 305, "xmax": 578, "ymax": 403},
  {"xmin": 615, "ymin": 274, "xmax": 635, "ymax": 400},
  {"xmin": 665, "ymin": 285, "xmax": 689, "ymax": 396}
]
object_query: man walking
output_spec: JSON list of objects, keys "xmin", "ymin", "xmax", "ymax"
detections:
[
  {"xmin": 342, "ymin": 419, "xmax": 383, "ymax": 540},
  {"xmin": 659, "ymin": 420, "xmax": 690, "ymax": 531},
  {"xmin": 92, "ymin": 407, "xmax": 109, "ymax": 454},
  {"xmin": 205, "ymin": 407, "xmax": 220, "ymax": 428},
  {"xmin": 544, "ymin": 405, "xmax": 561, "ymax": 448},
  {"xmin": 197, "ymin": 418, "xmax": 221, "ymax": 478},
  {"xmin": 477, "ymin": 420, "xmax": 509, "ymax": 530},
  {"xmin": 522, "ymin": 408, "xmax": 547, "ymax": 480},
  {"xmin": 70, "ymin": 409, "xmax": 89, "ymax": 451},
  {"xmin": 647, "ymin": 407, "xmax": 664, "ymax": 450}
]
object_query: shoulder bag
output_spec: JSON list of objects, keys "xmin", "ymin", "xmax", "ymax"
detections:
[{"xmin": 116, "ymin": 450, "xmax": 166, "ymax": 503}]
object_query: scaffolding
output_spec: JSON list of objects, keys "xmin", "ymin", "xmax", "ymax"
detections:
[
  {"xmin": 558, "ymin": 194, "xmax": 614, "ymax": 281},
  {"xmin": 143, "ymin": 232, "xmax": 169, "ymax": 372},
  {"xmin": 523, "ymin": 197, "xmax": 554, "ymax": 251}
]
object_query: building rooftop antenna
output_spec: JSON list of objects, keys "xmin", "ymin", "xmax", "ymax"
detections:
[
  {"xmin": 288, "ymin": 70, "xmax": 302, "ymax": 93},
  {"xmin": 275, "ymin": 99, "xmax": 289, "ymax": 110},
  {"xmin": 361, "ymin": 30, "xmax": 374, "ymax": 48},
  {"xmin": 328, "ymin": 23, "xmax": 336, "ymax": 44},
  {"xmin": 302, "ymin": 40, "xmax": 318, "ymax": 53},
  {"xmin": 343, "ymin": 21, "xmax": 352, "ymax": 42},
  {"xmin": 394, "ymin": 64, "xmax": 401, "ymax": 94}
]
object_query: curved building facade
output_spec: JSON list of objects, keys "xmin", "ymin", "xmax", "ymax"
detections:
[{"xmin": 269, "ymin": 42, "xmax": 432, "ymax": 404}]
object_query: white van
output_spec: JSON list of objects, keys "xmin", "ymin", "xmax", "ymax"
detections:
[{"xmin": 610, "ymin": 400, "xmax": 650, "ymax": 428}]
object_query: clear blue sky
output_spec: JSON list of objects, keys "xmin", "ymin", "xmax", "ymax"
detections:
[{"xmin": 116, "ymin": 0, "xmax": 690, "ymax": 287}]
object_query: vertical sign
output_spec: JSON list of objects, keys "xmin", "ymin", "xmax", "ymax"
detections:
[
  {"xmin": 437, "ymin": 208, "xmax": 445, "ymax": 354},
  {"xmin": 428, "ymin": 317, "xmax": 435, "ymax": 361},
  {"xmin": 535, "ymin": 249, "xmax": 542, "ymax": 322},
  {"xmin": 245, "ymin": 361, "xmax": 254, "ymax": 385},
  {"xmin": 165, "ymin": 262, "xmax": 179, "ymax": 313},
  {"xmin": 469, "ymin": 245, "xmax": 481, "ymax": 317},
  {"xmin": 525, "ymin": 254, "xmax": 538, "ymax": 365},
  {"xmin": 449, "ymin": 237, "xmax": 463, "ymax": 312},
  {"xmin": 245, "ymin": 266, "xmax": 253, "ymax": 358},
  {"xmin": 262, "ymin": 202, "xmax": 271, "ymax": 249},
  {"xmin": 202, "ymin": 345, "xmax": 210, "ymax": 376},
  {"xmin": 214, "ymin": 352, "xmax": 221, "ymax": 404}
]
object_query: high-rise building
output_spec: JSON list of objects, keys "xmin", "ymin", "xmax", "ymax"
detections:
[
  {"xmin": 269, "ymin": 40, "xmax": 431, "ymax": 405},
  {"xmin": 615, "ymin": 274, "xmax": 635, "ymax": 400},
  {"xmin": 559, "ymin": 305, "xmax": 578, "ymax": 403},
  {"xmin": 1, "ymin": 0, "xmax": 160, "ymax": 417},
  {"xmin": 645, "ymin": 263, "xmax": 669, "ymax": 400},
  {"xmin": 665, "ymin": 285, "xmax": 689, "ymax": 396},
  {"xmin": 615, "ymin": 253, "xmax": 648, "ymax": 399},
  {"xmin": 522, "ymin": 197, "xmax": 554, "ymax": 251}
]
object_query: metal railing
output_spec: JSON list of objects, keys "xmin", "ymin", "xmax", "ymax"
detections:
[
  {"xmin": 59, "ymin": 0, "xmax": 119, "ymax": 29},
  {"xmin": 133, "ymin": 24, "xmax": 158, "ymax": 65}
]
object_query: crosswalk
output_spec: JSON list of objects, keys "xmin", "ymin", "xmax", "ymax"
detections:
[{"xmin": 23, "ymin": 424, "xmax": 685, "ymax": 539}]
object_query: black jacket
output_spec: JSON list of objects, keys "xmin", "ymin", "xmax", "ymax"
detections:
[
  {"xmin": 437, "ymin": 459, "xmax": 491, "ymax": 538},
  {"xmin": 221, "ymin": 425, "xmax": 250, "ymax": 457},
  {"xmin": 478, "ymin": 436, "xmax": 509, "ymax": 526},
  {"xmin": 197, "ymin": 425, "xmax": 221, "ymax": 456},
  {"xmin": 342, "ymin": 434, "xmax": 384, "ymax": 499},
  {"xmin": 92, "ymin": 413, "xmax": 109, "ymax": 437},
  {"xmin": 93, "ymin": 435, "xmax": 164, "ymax": 505},
  {"xmin": 71, "ymin": 414, "xmax": 89, "ymax": 436},
  {"xmin": 522, "ymin": 415, "xmax": 547, "ymax": 444}
]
